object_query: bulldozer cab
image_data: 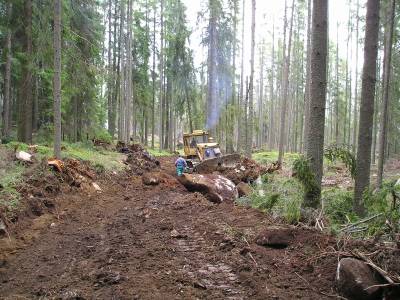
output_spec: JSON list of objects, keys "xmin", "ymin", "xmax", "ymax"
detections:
[
  {"xmin": 183, "ymin": 129, "xmax": 241, "ymax": 172},
  {"xmin": 183, "ymin": 130, "xmax": 220, "ymax": 161}
]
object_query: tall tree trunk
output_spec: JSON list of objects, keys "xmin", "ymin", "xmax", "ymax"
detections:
[
  {"xmin": 353, "ymin": 0, "xmax": 360, "ymax": 152},
  {"xmin": 237, "ymin": 0, "xmax": 245, "ymax": 152},
  {"xmin": 2, "ymin": 3, "xmax": 12, "ymax": 139},
  {"xmin": 246, "ymin": 0, "xmax": 256, "ymax": 157},
  {"xmin": 118, "ymin": 0, "xmax": 126, "ymax": 141},
  {"xmin": 151, "ymin": 2, "xmax": 156, "ymax": 149},
  {"xmin": 304, "ymin": 0, "xmax": 328, "ymax": 208},
  {"xmin": 159, "ymin": 0, "xmax": 164, "ymax": 150},
  {"xmin": 53, "ymin": 0, "xmax": 62, "ymax": 159},
  {"xmin": 111, "ymin": 1, "xmax": 119, "ymax": 139},
  {"xmin": 278, "ymin": 0, "xmax": 295, "ymax": 164},
  {"xmin": 125, "ymin": 0, "xmax": 133, "ymax": 144},
  {"xmin": 303, "ymin": 0, "xmax": 312, "ymax": 152},
  {"xmin": 18, "ymin": 0, "xmax": 33, "ymax": 144},
  {"xmin": 377, "ymin": 0, "xmax": 395, "ymax": 188},
  {"xmin": 335, "ymin": 21, "xmax": 340, "ymax": 144},
  {"xmin": 353, "ymin": 0, "xmax": 380, "ymax": 216},
  {"xmin": 227, "ymin": 0, "xmax": 238, "ymax": 154},
  {"xmin": 107, "ymin": 0, "xmax": 114, "ymax": 136},
  {"xmin": 258, "ymin": 46, "xmax": 264, "ymax": 149},
  {"xmin": 207, "ymin": 0, "xmax": 218, "ymax": 136},
  {"xmin": 268, "ymin": 22, "xmax": 275, "ymax": 150}
]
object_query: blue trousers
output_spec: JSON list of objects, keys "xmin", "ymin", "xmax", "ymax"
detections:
[{"xmin": 176, "ymin": 166, "xmax": 184, "ymax": 176}]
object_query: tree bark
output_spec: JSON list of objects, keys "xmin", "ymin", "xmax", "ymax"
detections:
[
  {"xmin": 151, "ymin": 1, "xmax": 156, "ymax": 149},
  {"xmin": 53, "ymin": 0, "xmax": 62, "ymax": 159},
  {"xmin": 107, "ymin": 0, "xmax": 114, "ymax": 136},
  {"xmin": 353, "ymin": 0, "xmax": 360, "ymax": 152},
  {"xmin": 278, "ymin": 0, "xmax": 295, "ymax": 164},
  {"xmin": 246, "ymin": 0, "xmax": 256, "ymax": 157},
  {"xmin": 237, "ymin": 0, "xmax": 245, "ymax": 152},
  {"xmin": 377, "ymin": 0, "xmax": 395, "ymax": 188},
  {"xmin": 335, "ymin": 21, "xmax": 340, "ymax": 144},
  {"xmin": 207, "ymin": 0, "xmax": 218, "ymax": 136},
  {"xmin": 125, "ymin": 0, "xmax": 133, "ymax": 144},
  {"xmin": 18, "ymin": 0, "xmax": 33, "ymax": 144},
  {"xmin": 304, "ymin": 0, "xmax": 328, "ymax": 208},
  {"xmin": 2, "ymin": 3, "xmax": 12, "ymax": 139},
  {"xmin": 159, "ymin": 0, "xmax": 164, "ymax": 150},
  {"xmin": 268, "ymin": 22, "xmax": 275, "ymax": 150},
  {"xmin": 353, "ymin": 0, "xmax": 380, "ymax": 216}
]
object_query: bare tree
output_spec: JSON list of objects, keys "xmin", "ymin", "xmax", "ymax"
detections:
[
  {"xmin": 53, "ymin": 0, "xmax": 62, "ymax": 158},
  {"xmin": 377, "ymin": 0, "xmax": 395, "ymax": 187},
  {"xmin": 302, "ymin": 0, "xmax": 312, "ymax": 152},
  {"xmin": 353, "ymin": 0, "xmax": 380, "ymax": 216},
  {"xmin": 304, "ymin": 0, "xmax": 328, "ymax": 208},
  {"xmin": 2, "ymin": 3, "xmax": 12, "ymax": 140},
  {"xmin": 246, "ymin": 0, "xmax": 256, "ymax": 157},
  {"xmin": 278, "ymin": 0, "xmax": 295, "ymax": 164}
]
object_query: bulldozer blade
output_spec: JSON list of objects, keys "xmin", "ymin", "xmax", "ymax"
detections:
[{"xmin": 194, "ymin": 154, "xmax": 241, "ymax": 173}]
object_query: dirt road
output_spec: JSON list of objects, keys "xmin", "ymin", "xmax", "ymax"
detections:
[{"xmin": 0, "ymin": 157, "xmax": 339, "ymax": 299}]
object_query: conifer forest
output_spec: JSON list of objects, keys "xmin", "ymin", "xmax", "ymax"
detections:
[{"xmin": 1, "ymin": 1, "xmax": 400, "ymax": 299}]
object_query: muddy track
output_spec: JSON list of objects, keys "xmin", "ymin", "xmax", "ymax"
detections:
[{"xmin": 0, "ymin": 157, "xmax": 339, "ymax": 299}]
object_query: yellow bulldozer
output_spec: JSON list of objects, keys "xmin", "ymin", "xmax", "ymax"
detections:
[{"xmin": 183, "ymin": 130, "xmax": 241, "ymax": 173}]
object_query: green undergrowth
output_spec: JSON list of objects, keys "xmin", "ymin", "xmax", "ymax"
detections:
[
  {"xmin": 5, "ymin": 141, "xmax": 126, "ymax": 172},
  {"xmin": 322, "ymin": 182, "xmax": 400, "ymax": 238},
  {"xmin": 146, "ymin": 148, "xmax": 175, "ymax": 157},
  {"xmin": 236, "ymin": 174, "xmax": 304, "ymax": 224},
  {"xmin": 0, "ymin": 163, "xmax": 25, "ymax": 212},
  {"xmin": 253, "ymin": 151, "xmax": 300, "ymax": 165}
]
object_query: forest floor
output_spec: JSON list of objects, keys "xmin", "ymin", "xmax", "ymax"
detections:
[
  {"xmin": 0, "ymin": 150, "xmax": 345, "ymax": 300},
  {"xmin": 0, "ymin": 146, "xmax": 399, "ymax": 299}
]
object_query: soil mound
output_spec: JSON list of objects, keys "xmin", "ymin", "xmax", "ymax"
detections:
[
  {"xmin": 117, "ymin": 142, "xmax": 160, "ymax": 175},
  {"xmin": 217, "ymin": 156, "xmax": 280, "ymax": 184}
]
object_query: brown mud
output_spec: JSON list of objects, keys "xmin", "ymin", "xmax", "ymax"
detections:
[{"xmin": 0, "ymin": 155, "xmax": 343, "ymax": 299}]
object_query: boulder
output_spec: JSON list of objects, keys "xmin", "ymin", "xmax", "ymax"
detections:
[
  {"xmin": 178, "ymin": 173, "xmax": 238, "ymax": 203},
  {"xmin": 237, "ymin": 182, "xmax": 252, "ymax": 197},
  {"xmin": 255, "ymin": 227, "xmax": 293, "ymax": 249},
  {"xmin": 0, "ymin": 219, "xmax": 6, "ymax": 236},
  {"xmin": 16, "ymin": 151, "xmax": 32, "ymax": 163},
  {"xmin": 142, "ymin": 172, "xmax": 160, "ymax": 186},
  {"xmin": 336, "ymin": 257, "xmax": 384, "ymax": 300}
]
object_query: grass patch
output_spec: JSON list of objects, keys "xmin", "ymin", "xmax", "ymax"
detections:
[
  {"xmin": 5, "ymin": 141, "xmax": 126, "ymax": 172},
  {"xmin": 253, "ymin": 151, "xmax": 300, "ymax": 165},
  {"xmin": 147, "ymin": 148, "xmax": 175, "ymax": 157},
  {"xmin": 238, "ymin": 174, "xmax": 303, "ymax": 224},
  {"xmin": 64, "ymin": 143, "xmax": 125, "ymax": 172},
  {"xmin": 0, "ymin": 163, "xmax": 25, "ymax": 212}
]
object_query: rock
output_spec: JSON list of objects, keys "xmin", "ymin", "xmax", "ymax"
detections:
[
  {"xmin": 0, "ymin": 219, "xmax": 6, "ymax": 236},
  {"xmin": 336, "ymin": 257, "xmax": 384, "ymax": 300},
  {"xmin": 255, "ymin": 227, "xmax": 293, "ymax": 249},
  {"xmin": 142, "ymin": 172, "xmax": 160, "ymax": 186},
  {"xmin": 92, "ymin": 182, "xmax": 102, "ymax": 192},
  {"xmin": 237, "ymin": 182, "xmax": 252, "ymax": 197},
  {"xmin": 16, "ymin": 151, "xmax": 32, "ymax": 162},
  {"xmin": 178, "ymin": 173, "xmax": 238, "ymax": 203},
  {"xmin": 170, "ymin": 229, "xmax": 186, "ymax": 239}
]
